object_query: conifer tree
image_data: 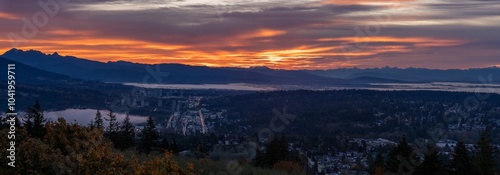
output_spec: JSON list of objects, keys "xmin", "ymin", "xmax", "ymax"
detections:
[
  {"xmin": 413, "ymin": 145, "xmax": 445, "ymax": 175},
  {"xmin": 116, "ymin": 113, "xmax": 135, "ymax": 150},
  {"xmin": 141, "ymin": 116, "xmax": 158, "ymax": 153},
  {"xmin": 385, "ymin": 136, "xmax": 414, "ymax": 174},
  {"xmin": 160, "ymin": 138, "xmax": 170, "ymax": 152},
  {"xmin": 23, "ymin": 100, "xmax": 46, "ymax": 138},
  {"xmin": 106, "ymin": 109, "xmax": 118, "ymax": 134},
  {"xmin": 449, "ymin": 141, "xmax": 477, "ymax": 175},
  {"xmin": 370, "ymin": 152, "xmax": 385, "ymax": 175},
  {"xmin": 475, "ymin": 129, "xmax": 497, "ymax": 175},
  {"xmin": 93, "ymin": 110, "xmax": 104, "ymax": 130},
  {"xmin": 171, "ymin": 138, "xmax": 179, "ymax": 155}
]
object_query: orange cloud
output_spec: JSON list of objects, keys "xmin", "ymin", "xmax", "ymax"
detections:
[
  {"xmin": 0, "ymin": 12, "xmax": 18, "ymax": 20},
  {"xmin": 238, "ymin": 29, "xmax": 286, "ymax": 39}
]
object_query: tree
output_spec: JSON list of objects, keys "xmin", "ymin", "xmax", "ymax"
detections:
[
  {"xmin": 272, "ymin": 160, "xmax": 304, "ymax": 174},
  {"xmin": 23, "ymin": 100, "xmax": 46, "ymax": 138},
  {"xmin": 172, "ymin": 138, "xmax": 179, "ymax": 155},
  {"xmin": 106, "ymin": 109, "xmax": 119, "ymax": 134},
  {"xmin": 264, "ymin": 134, "xmax": 290, "ymax": 168},
  {"xmin": 385, "ymin": 136, "xmax": 415, "ymax": 174},
  {"xmin": 370, "ymin": 152, "xmax": 385, "ymax": 175},
  {"xmin": 132, "ymin": 152, "xmax": 194, "ymax": 175},
  {"xmin": 255, "ymin": 148, "xmax": 266, "ymax": 168},
  {"xmin": 140, "ymin": 116, "xmax": 158, "ymax": 153},
  {"xmin": 93, "ymin": 110, "xmax": 104, "ymax": 130},
  {"xmin": 413, "ymin": 145, "xmax": 445, "ymax": 175},
  {"xmin": 449, "ymin": 141, "xmax": 477, "ymax": 175},
  {"xmin": 18, "ymin": 118, "xmax": 129, "ymax": 174},
  {"xmin": 475, "ymin": 129, "xmax": 497, "ymax": 175},
  {"xmin": 115, "ymin": 113, "xmax": 135, "ymax": 150},
  {"xmin": 160, "ymin": 138, "xmax": 170, "ymax": 153}
]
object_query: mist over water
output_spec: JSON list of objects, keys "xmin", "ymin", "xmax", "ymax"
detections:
[
  {"xmin": 124, "ymin": 82, "xmax": 500, "ymax": 94},
  {"xmin": 43, "ymin": 109, "xmax": 148, "ymax": 125}
]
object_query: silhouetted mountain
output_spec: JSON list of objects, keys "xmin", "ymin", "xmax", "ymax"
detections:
[
  {"xmin": 0, "ymin": 56, "xmax": 85, "ymax": 86},
  {"xmin": 9, "ymin": 48, "xmax": 494, "ymax": 85},
  {"xmin": 2, "ymin": 48, "xmax": 353, "ymax": 85}
]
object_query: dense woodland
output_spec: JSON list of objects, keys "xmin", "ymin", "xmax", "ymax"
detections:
[{"xmin": 0, "ymin": 101, "xmax": 298, "ymax": 175}]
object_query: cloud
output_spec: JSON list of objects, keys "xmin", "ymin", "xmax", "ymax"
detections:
[{"xmin": 0, "ymin": 0, "xmax": 499, "ymax": 69}]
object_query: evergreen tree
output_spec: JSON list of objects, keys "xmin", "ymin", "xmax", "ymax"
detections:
[
  {"xmin": 449, "ymin": 141, "xmax": 477, "ymax": 175},
  {"xmin": 278, "ymin": 134, "xmax": 289, "ymax": 161},
  {"xmin": 370, "ymin": 152, "xmax": 385, "ymax": 175},
  {"xmin": 93, "ymin": 110, "xmax": 104, "ymax": 130},
  {"xmin": 264, "ymin": 134, "xmax": 290, "ymax": 168},
  {"xmin": 89, "ymin": 119, "xmax": 95, "ymax": 129},
  {"xmin": 116, "ymin": 113, "xmax": 135, "ymax": 150},
  {"xmin": 171, "ymin": 138, "xmax": 179, "ymax": 155},
  {"xmin": 140, "ymin": 116, "xmax": 158, "ymax": 153},
  {"xmin": 413, "ymin": 145, "xmax": 445, "ymax": 175},
  {"xmin": 475, "ymin": 129, "xmax": 497, "ymax": 175},
  {"xmin": 254, "ymin": 148, "xmax": 266, "ymax": 168},
  {"xmin": 385, "ymin": 136, "xmax": 415, "ymax": 174},
  {"xmin": 23, "ymin": 100, "xmax": 46, "ymax": 138},
  {"xmin": 160, "ymin": 138, "xmax": 170, "ymax": 152},
  {"xmin": 106, "ymin": 109, "xmax": 119, "ymax": 134}
]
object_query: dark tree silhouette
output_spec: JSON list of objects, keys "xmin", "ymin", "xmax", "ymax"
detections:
[
  {"xmin": 106, "ymin": 109, "xmax": 119, "ymax": 134},
  {"xmin": 160, "ymin": 138, "xmax": 170, "ymax": 153},
  {"xmin": 140, "ymin": 116, "xmax": 158, "ymax": 153},
  {"xmin": 369, "ymin": 151, "xmax": 385, "ymax": 175},
  {"xmin": 93, "ymin": 110, "xmax": 104, "ymax": 130},
  {"xmin": 475, "ymin": 129, "xmax": 497, "ymax": 175},
  {"xmin": 413, "ymin": 145, "xmax": 445, "ymax": 175},
  {"xmin": 171, "ymin": 138, "xmax": 179, "ymax": 155},
  {"xmin": 385, "ymin": 136, "xmax": 415, "ymax": 174},
  {"xmin": 449, "ymin": 141, "xmax": 477, "ymax": 175},
  {"xmin": 23, "ymin": 100, "xmax": 46, "ymax": 138},
  {"xmin": 264, "ymin": 134, "xmax": 290, "ymax": 168},
  {"xmin": 115, "ymin": 113, "xmax": 135, "ymax": 150}
]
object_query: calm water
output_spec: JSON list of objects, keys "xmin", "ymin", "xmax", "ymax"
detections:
[{"xmin": 11, "ymin": 109, "xmax": 150, "ymax": 125}]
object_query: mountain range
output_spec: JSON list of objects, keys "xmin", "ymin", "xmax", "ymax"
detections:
[{"xmin": 1, "ymin": 48, "xmax": 499, "ymax": 86}]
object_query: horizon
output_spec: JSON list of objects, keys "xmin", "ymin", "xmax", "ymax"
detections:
[
  {"xmin": 3, "ymin": 47, "xmax": 500, "ymax": 71},
  {"xmin": 1, "ymin": 0, "xmax": 499, "ymax": 69}
]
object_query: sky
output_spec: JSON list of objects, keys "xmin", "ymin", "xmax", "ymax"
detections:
[{"xmin": 0, "ymin": 0, "xmax": 499, "ymax": 69}]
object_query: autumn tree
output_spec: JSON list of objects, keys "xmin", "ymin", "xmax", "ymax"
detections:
[
  {"xmin": 14, "ymin": 118, "xmax": 129, "ymax": 174},
  {"xmin": 132, "ymin": 152, "xmax": 194, "ymax": 175}
]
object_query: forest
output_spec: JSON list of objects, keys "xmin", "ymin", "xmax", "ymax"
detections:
[{"xmin": 1, "ymin": 89, "xmax": 499, "ymax": 174}]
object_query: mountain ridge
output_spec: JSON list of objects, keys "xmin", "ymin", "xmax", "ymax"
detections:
[
  {"xmin": 2, "ymin": 48, "xmax": 357, "ymax": 85},
  {"xmin": 4, "ymin": 48, "xmax": 497, "ymax": 84}
]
